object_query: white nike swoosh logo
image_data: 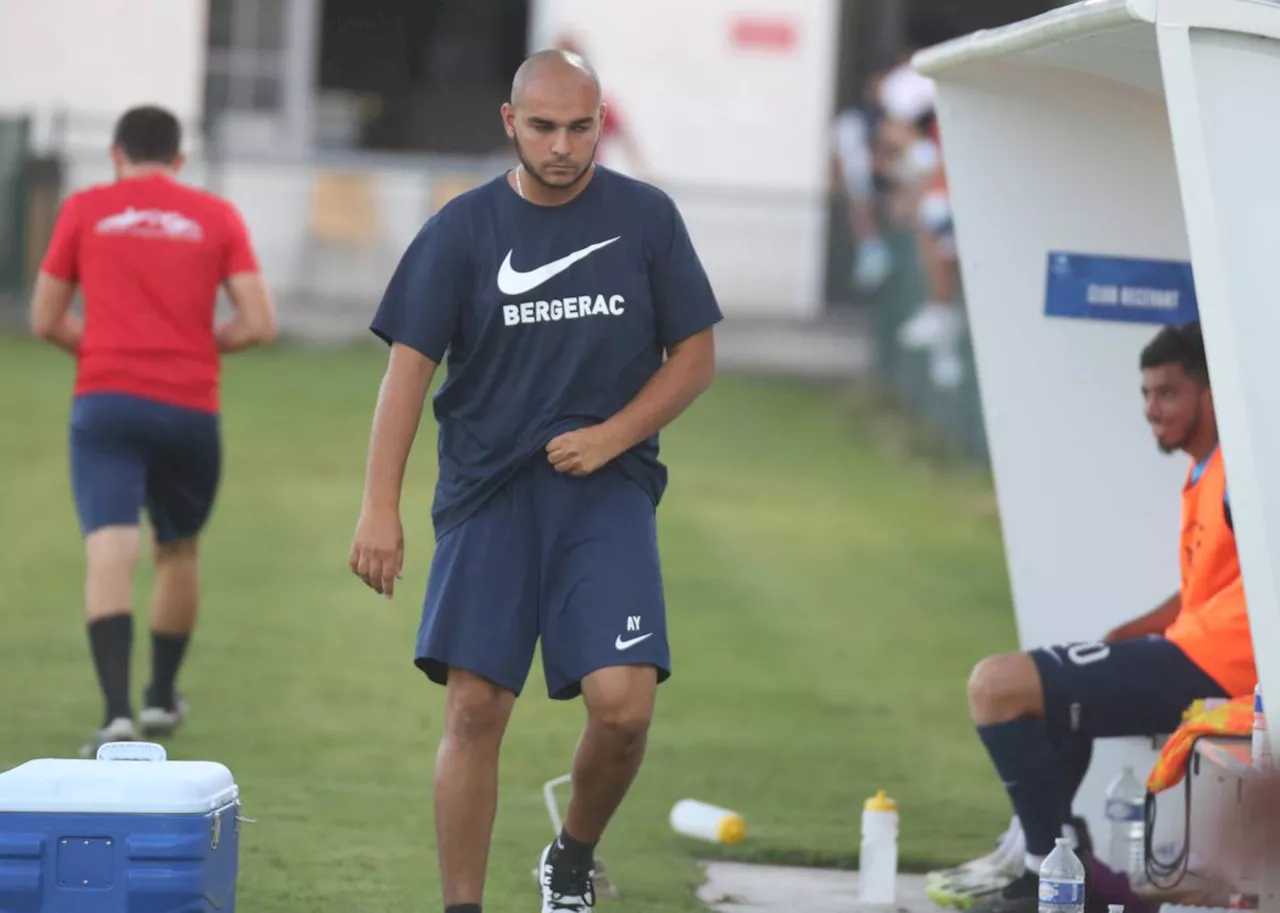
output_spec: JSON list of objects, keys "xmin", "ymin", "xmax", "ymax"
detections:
[
  {"xmin": 496, "ymin": 236, "xmax": 620, "ymax": 296},
  {"xmin": 615, "ymin": 632, "xmax": 654, "ymax": 651}
]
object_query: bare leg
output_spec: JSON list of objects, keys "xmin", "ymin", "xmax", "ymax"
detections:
[
  {"xmin": 562, "ymin": 665, "xmax": 657, "ymax": 845},
  {"xmin": 435, "ymin": 669, "xmax": 516, "ymax": 908},
  {"xmin": 85, "ymin": 525, "xmax": 139, "ymax": 623},
  {"xmin": 150, "ymin": 538, "xmax": 199, "ymax": 636}
]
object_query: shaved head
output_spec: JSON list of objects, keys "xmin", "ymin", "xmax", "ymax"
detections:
[
  {"xmin": 510, "ymin": 49, "xmax": 601, "ymax": 109},
  {"xmin": 502, "ymin": 49, "xmax": 606, "ymax": 200}
]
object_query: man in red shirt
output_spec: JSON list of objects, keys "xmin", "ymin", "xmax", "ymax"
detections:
[
  {"xmin": 553, "ymin": 34, "xmax": 649, "ymax": 178},
  {"xmin": 29, "ymin": 105, "xmax": 277, "ymax": 756}
]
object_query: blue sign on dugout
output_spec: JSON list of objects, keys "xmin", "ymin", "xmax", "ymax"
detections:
[{"xmin": 1044, "ymin": 251, "xmax": 1199, "ymax": 326}]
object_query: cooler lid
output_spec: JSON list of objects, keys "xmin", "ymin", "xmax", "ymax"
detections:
[{"xmin": 0, "ymin": 743, "xmax": 239, "ymax": 815}]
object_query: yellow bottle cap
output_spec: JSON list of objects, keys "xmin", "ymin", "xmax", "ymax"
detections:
[
  {"xmin": 865, "ymin": 789, "xmax": 898, "ymax": 812},
  {"xmin": 717, "ymin": 813, "xmax": 747, "ymax": 845}
]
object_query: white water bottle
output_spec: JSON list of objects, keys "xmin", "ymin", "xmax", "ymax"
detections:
[
  {"xmin": 668, "ymin": 799, "xmax": 746, "ymax": 845},
  {"xmin": 1038, "ymin": 836, "xmax": 1086, "ymax": 913},
  {"xmin": 859, "ymin": 790, "xmax": 898, "ymax": 907},
  {"xmin": 1103, "ymin": 766, "xmax": 1146, "ymax": 885},
  {"xmin": 1253, "ymin": 683, "xmax": 1273, "ymax": 771}
]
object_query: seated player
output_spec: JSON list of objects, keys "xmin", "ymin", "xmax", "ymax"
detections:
[{"xmin": 934, "ymin": 322, "xmax": 1257, "ymax": 912}]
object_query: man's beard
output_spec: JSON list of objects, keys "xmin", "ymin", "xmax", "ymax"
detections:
[
  {"xmin": 1157, "ymin": 402, "xmax": 1202, "ymax": 455},
  {"xmin": 512, "ymin": 134, "xmax": 598, "ymax": 190}
]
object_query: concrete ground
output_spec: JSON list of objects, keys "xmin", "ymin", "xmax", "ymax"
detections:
[{"xmin": 697, "ymin": 861, "xmax": 939, "ymax": 913}]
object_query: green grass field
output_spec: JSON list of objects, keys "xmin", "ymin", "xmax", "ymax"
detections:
[{"xmin": 0, "ymin": 333, "xmax": 1020, "ymax": 911}]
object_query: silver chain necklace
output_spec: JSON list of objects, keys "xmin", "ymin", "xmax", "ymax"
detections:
[{"xmin": 515, "ymin": 166, "xmax": 525, "ymax": 199}]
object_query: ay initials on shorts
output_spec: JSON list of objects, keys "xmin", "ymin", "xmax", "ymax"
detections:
[{"xmin": 615, "ymin": 616, "xmax": 652, "ymax": 651}]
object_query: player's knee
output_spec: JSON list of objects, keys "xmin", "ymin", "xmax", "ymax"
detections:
[
  {"xmin": 443, "ymin": 670, "xmax": 513, "ymax": 746},
  {"xmin": 968, "ymin": 652, "xmax": 1042, "ymax": 725},
  {"xmin": 582, "ymin": 666, "xmax": 656, "ymax": 746},
  {"xmin": 589, "ymin": 702, "xmax": 651, "ymax": 754},
  {"xmin": 85, "ymin": 526, "xmax": 140, "ymax": 587},
  {"xmin": 86, "ymin": 524, "xmax": 140, "ymax": 564},
  {"xmin": 154, "ymin": 537, "xmax": 198, "ymax": 564}
]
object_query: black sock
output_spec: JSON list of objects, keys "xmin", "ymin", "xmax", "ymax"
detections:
[
  {"xmin": 977, "ymin": 719, "xmax": 1064, "ymax": 858},
  {"xmin": 149, "ymin": 632, "xmax": 190, "ymax": 710},
  {"xmin": 444, "ymin": 906, "xmax": 481, "ymax": 913},
  {"xmin": 87, "ymin": 614, "xmax": 133, "ymax": 726},
  {"xmin": 1053, "ymin": 734, "xmax": 1094, "ymax": 825},
  {"xmin": 550, "ymin": 827, "xmax": 596, "ymax": 870}
]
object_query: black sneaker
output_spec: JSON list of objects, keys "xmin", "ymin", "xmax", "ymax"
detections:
[
  {"xmin": 969, "ymin": 871, "xmax": 1040, "ymax": 913},
  {"xmin": 538, "ymin": 841, "xmax": 595, "ymax": 912},
  {"xmin": 1068, "ymin": 815, "xmax": 1094, "ymax": 857}
]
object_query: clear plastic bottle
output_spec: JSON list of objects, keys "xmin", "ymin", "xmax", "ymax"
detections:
[
  {"xmin": 1038, "ymin": 836, "xmax": 1086, "ymax": 913},
  {"xmin": 1104, "ymin": 765, "xmax": 1146, "ymax": 885}
]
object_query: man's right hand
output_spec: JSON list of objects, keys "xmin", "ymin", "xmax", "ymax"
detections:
[
  {"xmin": 1103, "ymin": 625, "xmax": 1131, "ymax": 643},
  {"xmin": 349, "ymin": 506, "xmax": 404, "ymax": 598},
  {"xmin": 1103, "ymin": 591, "xmax": 1182, "ymax": 643}
]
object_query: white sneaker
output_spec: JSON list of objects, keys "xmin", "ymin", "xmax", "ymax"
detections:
[
  {"xmin": 538, "ymin": 841, "xmax": 595, "ymax": 912},
  {"xmin": 853, "ymin": 237, "xmax": 893, "ymax": 292},
  {"xmin": 929, "ymin": 348, "xmax": 965, "ymax": 389},
  {"xmin": 79, "ymin": 716, "xmax": 136, "ymax": 758},
  {"xmin": 927, "ymin": 817, "xmax": 1026, "ymax": 887},
  {"xmin": 897, "ymin": 301, "xmax": 964, "ymax": 351},
  {"xmin": 138, "ymin": 688, "xmax": 189, "ymax": 738}
]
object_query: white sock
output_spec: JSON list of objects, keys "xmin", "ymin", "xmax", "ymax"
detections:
[{"xmin": 1025, "ymin": 853, "xmax": 1046, "ymax": 874}]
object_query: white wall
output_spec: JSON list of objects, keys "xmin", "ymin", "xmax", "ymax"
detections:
[
  {"xmin": 1162, "ymin": 16, "xmax": 1280, "ymax": 786},
  {"xmin": 923, "ymin": 56, "xmax": 1193, "ymax": 834},
  {"xmin": 528, "ymin": 0, "xmax": 840, "ymax": 317},
  {"xmin": 0, "ymin": 0, "xmax": 207, "ymax": 152},
  {"xmin": 19, "ymin": 0, "xmax": 844, "ymax": 321},
  {"xmin": 30, "ymin": 0, "xmax": 845, "ymax": 322}
]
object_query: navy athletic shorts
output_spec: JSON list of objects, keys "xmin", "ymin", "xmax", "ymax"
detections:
[
  {"xmin": 1030, "ymin": 635, "xmax": 1227, "ymax": 739},
  {"xmin": 69, "ymin": 392, "xmax": 221, "ymax": 543},
  {"xmin": 415, "ymin": 456, "xmax": 669, "ymax": 700}
]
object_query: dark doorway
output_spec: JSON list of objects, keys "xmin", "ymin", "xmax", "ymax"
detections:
[{"xmin": 317, "ymin": 0, "xmax": 529, "ymax": 154}]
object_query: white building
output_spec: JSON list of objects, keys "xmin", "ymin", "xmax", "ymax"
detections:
[{"xmin": 0, "ymin": 0, "xmax": 1060, "ymax": 325}]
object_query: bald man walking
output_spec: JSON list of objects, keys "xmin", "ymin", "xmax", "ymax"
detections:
[{"xmin": 349, "ymin": 50, "xmax": 722, "ymax": 912}]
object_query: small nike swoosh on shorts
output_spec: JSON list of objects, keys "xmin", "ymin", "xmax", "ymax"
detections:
[{"xmin": 615, "ymin": 632, "xmax": 654, "ymax": 651}]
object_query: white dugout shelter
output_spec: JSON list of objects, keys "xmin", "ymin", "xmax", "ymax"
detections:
[{"xmin": 914, "ymin": 0, "xmax": 1280, "ymax": 903}]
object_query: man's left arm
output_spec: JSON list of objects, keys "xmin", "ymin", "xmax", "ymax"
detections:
[
  {"xmin": 30, "ymin": 195, "xmax": 84, "ymax": 355},
  {"xmin": 29, "ymin": 273, "xmax": 83, "ymax": 355},
  {"xmin": 546, "ymin": 197, "xmax": 722, "ymax": 476},
  {"xmin": 600, "ymin": 327, "xmax": 716, "ymax": 450}
]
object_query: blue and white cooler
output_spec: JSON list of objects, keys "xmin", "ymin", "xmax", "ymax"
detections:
[{"xmin": 0, "ymin": 741, "xmax": 243, "ymax": 913}]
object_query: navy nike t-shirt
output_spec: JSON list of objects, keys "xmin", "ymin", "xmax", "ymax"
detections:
[{"xmin": 370, "ymin": 166, "xmax": 723, "ymax": 536}]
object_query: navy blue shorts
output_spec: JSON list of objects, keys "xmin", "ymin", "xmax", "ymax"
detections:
[
  {"xmin": 69, "ymin": 393, "xmax": 221, "ymax": 544},
  {"xmin": 1030, "ymin": 635, "xmax": 1227, "ymax": 739},
  {"xmin": 416, "ymin": 457, "xmax": 670, "ymax": 700}
]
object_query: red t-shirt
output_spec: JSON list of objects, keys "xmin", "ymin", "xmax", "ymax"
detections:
[{"xmin": 41, "ymin": 173, "xmax": 260, "ymax": 413}]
